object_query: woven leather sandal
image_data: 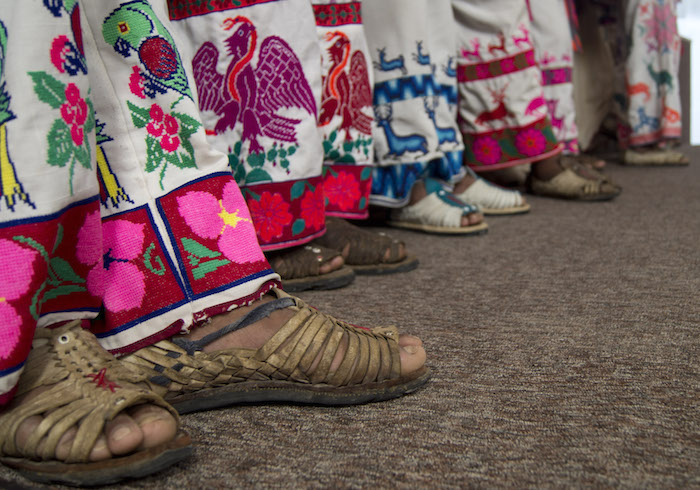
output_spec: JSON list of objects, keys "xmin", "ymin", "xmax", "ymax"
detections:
[
  {"xmin": 312, "ymin": 217, "xmax": 419, "ymax": 275},
  {"xmin": 0, "ymin": 321, "xmax": 191, "ymax": 487},
  {"xmin": 623, "ymin": 148, "xmax": 689, "ymax": 166},
  {"xmin": 388, "ymin": 179, "xmax": 488, "ymax": 235},
  {"xmin": 120, "ymin": 289, "xmax": 431, "ymax": 414},
  {"xmin": 267, "ymin": 244, "xmax": 355, "ymax": 292},
  {"xmin": 527, "ymin": 166, "xmax": 621, "ymax": 201}
]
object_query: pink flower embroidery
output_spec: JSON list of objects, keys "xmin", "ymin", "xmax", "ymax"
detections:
[
  {"xmin": 60, "ymin": 83, "xmax": 88, "ymax": 146},
  {"xmin": 0, "ymin": 239, "xmax": 38, "ymax": 360},
  {"xmin": 300, "ymin": 186, "xmax": 325, "ymax": 231},
  {"xmin": 500, "ymin": 57, "xmax": 516, "ymax": 74},
  {"xmin": 129, "ymin": 66, "xmax": 146, "ymax": 99},
  {"xmin": 514, "ymin": 127, "xmax": 547, "ymax": 157},
  {"xmin": 473, "ymin": 136, "xmax": 502, "ymax": 165},
  {"xmin": 50, "ymin": 35, "xmax": 71, "ymax": 73},
  {"xmin": 475, "ymin": 64, "xmax": 491, "ymax": 79},
  {"xmin": 178, "ymin": 182, "xmax": 265, "ymax": 263},
  {"xmin": 146, "ymin": 104, "xmax": 181, "ymax": 153},
  {"xmin": 247, "ymin": 191, "xmax": 294, "ymax": 244},
  {"xmin": 324, "ymin": 171, "xmax": 361, "ymax": 211},
  {"xmin": 77, "ymin": 212, "xmax": 147, "ymax": 313},
  {"xmin": 644, "ymin": 3, "xmax": 677, "ymax": 51}
]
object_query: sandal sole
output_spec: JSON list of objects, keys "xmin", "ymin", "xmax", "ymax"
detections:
[
  {"xmin": 481, "ymin": 203, "xmax": 531, "ymax": 216},
  {"xmin": 282, "ymin": 266, "xmax": 355, "ymax": 292},
  {"xmin": 387, "ymin": 220, "xmax": 489, "ymax": 236},
  {"xmin": 351, "ymin": 255, "xmax": 420, "ymax": 276},
  {"xmin": 1, "ymin": 430, "xmax": 192, "ymax": 487},
  {"xmin": 168, "ymin": 367, "xmax": 431, "ymax": 415}
]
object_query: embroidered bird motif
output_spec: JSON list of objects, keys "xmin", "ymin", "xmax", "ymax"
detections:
[
  {"xmin": 319, "ymin": 31, "xmax": 372, "ymax": 141},
  {"xmin": 192, "ymin": 16, "xmax": 317, "ymax": 154},
  {"xmin": 102, "ymin": 0, "xmax": 192, "ymax": 99}
]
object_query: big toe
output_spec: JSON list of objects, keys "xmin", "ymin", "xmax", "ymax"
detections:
[
  {"xmin": 128, "ymin": 404, "xmax": 178, "ymax": 450},
  {"xmin": 399, "ymin": 339, "xmax": 426, "ymax": 376},
  {"xmin": 105, "ymin": 413, "xmax": 144, "ymax": 456},
  {"xmin": 318, "ymin": 254, "xmax": 345, "ymax": 274}
]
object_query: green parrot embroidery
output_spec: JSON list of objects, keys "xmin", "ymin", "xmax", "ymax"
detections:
[{"xmin": 102, "ymin": 0, "xmax": 193, "ymax": 100}]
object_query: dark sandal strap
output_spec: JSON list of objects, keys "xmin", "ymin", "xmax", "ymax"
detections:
[
  {"xmin": 266, "ymin": 244, "xmax": 342, "ymax": 279},
  {"xmin": 314, "ymin": 217, "xmax": 404, "ymax": 266}
]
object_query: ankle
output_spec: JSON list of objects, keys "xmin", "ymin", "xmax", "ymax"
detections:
[{"xmin": 531, "ymin": 156, "xmax": 564, "ymax": 181}]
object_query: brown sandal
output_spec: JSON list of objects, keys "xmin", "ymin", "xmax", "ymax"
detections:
[
  {"xmin": 121, "ymin": 288, "xmax": 431, "ymax": 414},
  {"xmin": 313, "ymin": 217, "xmax": 419, "ymax": 275},
  {"xmin": 266, "ymin": 244, "xmax": 355, "ymax": 292},
  {"xmin": 0, "ymin": 321, "xmax": 191, "ymax": 487}
]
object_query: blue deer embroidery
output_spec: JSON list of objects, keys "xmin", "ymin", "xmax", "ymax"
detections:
[
  {"xmin": 373, "ymin": 47, "xmax": 407, "ymax": 75},
  {"xmin": 633, "ymin": 106, "xmax": 660, "ymax": 133},
  {"xmin": 423, "ymin": 96, "xmax": 458, "ymax": 146},
  {"xmin": 374, "ymin": 104, "xmax": 429, "ymax": 158}
]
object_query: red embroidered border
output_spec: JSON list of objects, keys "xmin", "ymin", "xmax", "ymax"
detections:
[
  {"xmin": 323, "ymin": 163, "xmax": 372, "ymax": 219},
  {"xmin": 462, "ymin": 118, "xmax": 561, "ymax": 170},
  {"xmin": 243, "ymin": 175, "xmax": 327, "ymax": 251},
  {"xmin": 168, "ymin": 0, "xmax": 279, "ymax": 20},
  {"xmin": 457, "ymin": 50, "xmax": 537, "ymax": 82},
  {"xmin": 313, "ymin": 3, "xmax": 362, "ymax": 26}
]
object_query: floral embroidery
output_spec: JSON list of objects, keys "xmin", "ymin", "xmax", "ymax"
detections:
[
  {"xmin": 50, "ymin": 34, "xmax": 86, "ymax": 75},
  {"xmin": 248, "ymin": 191, "xmax": 294, "ymax": 244},
  {"xmin": 300, "ymin": 186, "xmax": 325, "ymax": 232},
  {"xmin": 642, "ymin": 2, "xmax": 677, "ymax": 52},
  {"xmin": 473, "ymin": 136, "xmax": 502, "ymax": 165},
  {"xmin": 178, "ymin": 181, "xmax": 264, "ymax": 267},
  {"xmin": 28, "ymin": 71, "xmax": 95, "ymax": 193},
  {"xmin": 0, "ymin": 239, "xmax": 38, "ymax": 359},
  {"xmin": 324, "ymin": 171, "xmax": 360, "ymax": 212},
  {"xmin": 514, "ymin": 127, "xmax": 547, "ymax": 157},
  {"xmin": 129, "ymin": 66, "xmax": 147, "ymax": 99},
  {"xmin": 127, "ymin": 101, "xmax": 200, "ymax": 189}
]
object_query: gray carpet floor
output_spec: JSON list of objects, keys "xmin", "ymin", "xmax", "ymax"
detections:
[{"xmin": 1, "ymin": 151, "xmax": 698, "ymax": 489}]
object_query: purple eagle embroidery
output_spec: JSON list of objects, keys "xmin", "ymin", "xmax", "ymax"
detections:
[{"xmin": 192, "ymin": 16, "xmax": 317, "ymax": 154}]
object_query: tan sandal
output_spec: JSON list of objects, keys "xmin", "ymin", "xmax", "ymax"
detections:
[
  {"xmin": 0, "ymin": 321, "xmax": 191, "ymax": 487},
  {"xmin": 267, "ymin": 244, "xmax": 355, "ymax": 292},
  {"xmin": 121, "ymin": 288, "xmax": 431, "ymax": 414},
  {"xmin": 312, "ymin": 217, "xmax": 419, "ymax": 275},
  {"xmin": 528, "ymin": 166, "xmax": 621, "ymax": 201},
  {"xmin": 623, "ymin": 148, "xmax": 689, "ymax": 166}
]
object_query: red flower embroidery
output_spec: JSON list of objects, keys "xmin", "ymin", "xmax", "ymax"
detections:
[
  {"xmin": 473, "ymin": 136, "xmax": 502, "ymax": 165},
  {"xmin": 146, "ymin": 104, "xmax": 181, "ymax": 152},
  {"xmin": 50, "ymin": 35, "xmax": 71, "ymax": 73},
  {"xmin": 324, "ymin": 171, "xmax": 361, "ymax": 211},
  {"xmin": 514, "ymin": 127, "xmax": 547, "ymax": 157},
  {"xmin": 129, "ymin": 66, "xmax": 146, "ymax": 99},
  {"xmin": 300, "ymin": 186, "xmax": 325, "ymax": 231},
  {"xmin": 248, "ymin": 192, "xmax": 293, "ymax": 243},
  {"xmin": 60, "ymin": 83, "xmax": 88, "ymax": 146}
]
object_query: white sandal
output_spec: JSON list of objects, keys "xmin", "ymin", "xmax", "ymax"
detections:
[
  {"xmin": 388, "ymin": 179, "xmax": 488, "ymax": 235},
  {"xmin": 455, "ymin": 178, "xmax": 530, "ymax": 216}
]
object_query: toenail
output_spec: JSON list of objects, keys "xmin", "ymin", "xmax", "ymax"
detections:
[
  {"xmin": 403, "ymin": 345, "xmax": 419, "ymax": 354},
  {"xmin": 113, "ymin": 426, "xmax": 132, "ymax": 442}
]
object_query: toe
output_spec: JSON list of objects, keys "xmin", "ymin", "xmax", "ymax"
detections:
[
  {"xmin": 399, "ymin": 341, "xmax": 427, "ymax": 376},
  {"xmin": 318, "ymin": 254, "xmax": 345, "ymax": 275},
  {"xmin": 104, "ymin": 413, "xmax": 144, "ymax": 457},
  {"xmin": 128, "ymin": 404, "xmax": 178, "ymax": 450}
]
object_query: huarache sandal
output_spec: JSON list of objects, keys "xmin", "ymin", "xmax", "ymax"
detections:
[
  {"xmin": 120, "ymin": 288, "xmax": 431, "ymax": 414},
  {"xmin": 455, "ymin": 178, "xmax": 530, "ymax": 216},
  {"xmin": 267, "ymin": 244, "xmax": 355, "ymax": 292},
  {"xmin": 623, "ymin": 147, "xmax": 689, "ymax": 166},
  {"xmin": 312, "ymin": 217, "xmax": 419, "ymax": 275},
  {"xmin": 388, "ymin": 179, "xmax": 488, "ymax": 235},
  {"xmin": 527, "ymin": 165, "xmax": 621, "ymax": 201},
  {"xmin": 0, "ymin": 321, "xmax": 191, "ymax": 487}
]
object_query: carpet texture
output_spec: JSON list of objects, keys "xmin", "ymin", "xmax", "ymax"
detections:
[{"xmin": 1, "ymin": 153, "xmax": 698, "ymax": 489}]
